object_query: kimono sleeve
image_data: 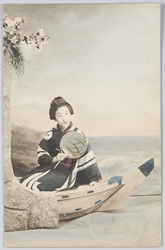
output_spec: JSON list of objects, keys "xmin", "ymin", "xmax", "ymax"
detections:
[
  {"xmin": 37, "ymin": 131, "xmax": 54, "ymax": 168},
  {"xmin": 74, "ymin": 142, "xmax": 102, "ymax": 185}
]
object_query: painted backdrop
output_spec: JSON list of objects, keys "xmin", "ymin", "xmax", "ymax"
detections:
[{"xmin": 4, "ymin": 3, "xmax": 160, "ymax": 136}]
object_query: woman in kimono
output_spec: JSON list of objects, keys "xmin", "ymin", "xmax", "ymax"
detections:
[{"xmin": 20, "ymin": 96, "xmax": 102, "ymax": 192}]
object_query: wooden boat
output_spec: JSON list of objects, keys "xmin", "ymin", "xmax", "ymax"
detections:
[{"xmin": 56, "ymin": 158, "xmax": 154, "ymax": 220}]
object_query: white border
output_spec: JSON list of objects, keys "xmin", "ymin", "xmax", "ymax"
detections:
[{"xmin": 0, "ymin": 1, "xmax": 164, "ymax": 250}]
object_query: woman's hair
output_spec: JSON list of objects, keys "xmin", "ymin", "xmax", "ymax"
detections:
[{"xmin": 49, "ymin": 96, "xmax": 74, "ymax": 120}]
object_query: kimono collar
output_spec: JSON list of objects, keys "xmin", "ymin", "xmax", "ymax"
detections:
[{"xmin": 56, "ymin": 121, "xmax": 73, "ymax": 133}]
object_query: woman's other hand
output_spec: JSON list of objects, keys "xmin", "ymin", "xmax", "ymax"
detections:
[{"xmin": 53, "ymin": 153, "xmax": 67, "ymax": 163}]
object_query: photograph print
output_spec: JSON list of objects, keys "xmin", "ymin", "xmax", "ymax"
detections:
[{"xmin": 3, "ymin": 3, "xmax": 161, "ymax": 248}]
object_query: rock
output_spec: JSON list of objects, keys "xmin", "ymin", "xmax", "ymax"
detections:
[
  {"xmin": 4, "ymin": 179, "xmax": 36, "ymax": 209},
  {"xmin": 4, "ymin": 180, "xmax": 59, "ymax": 231},
  {"xmin": 27, "ymin": 192, "xmax": 59, "ymax": 229},
  {"xmin": 11, "ymin": 125, "xmax": 44, "ymax": 176},
  {"xmin": 3, "ymin": 52, "xmax": 59, "ymax": 232},
  {"xmin": 3, "ymin": 51, "xmax": 15, "ymax": 183},
  {"xmin": 4, "ymin": 208, "xmax": 29, "ymax": 232}
]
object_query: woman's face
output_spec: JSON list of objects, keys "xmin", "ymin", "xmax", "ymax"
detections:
[{"xmin": 55, "ymin": 105, "xmax": 72, "ymax": 131}]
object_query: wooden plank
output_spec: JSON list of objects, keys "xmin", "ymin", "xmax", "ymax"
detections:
[{"xmin": 97, "ymin": 159, "xmax": 154, "ymax": 211}]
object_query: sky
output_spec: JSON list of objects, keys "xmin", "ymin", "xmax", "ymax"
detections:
[{"xmin": 3, "ymin": 3, "xmax": 160, "ymax": 136}]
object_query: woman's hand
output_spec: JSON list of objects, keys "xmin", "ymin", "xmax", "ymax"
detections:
[{"xmin": 53, "ymin": 153, "xmax": 67, "ymax": 163}]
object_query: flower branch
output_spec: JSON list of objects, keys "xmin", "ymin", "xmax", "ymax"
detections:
[{"xmin": 3, "ymin": 13, "xmax": 49, "ymax": 75}]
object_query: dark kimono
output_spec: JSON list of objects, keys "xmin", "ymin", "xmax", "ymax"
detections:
[{"xmin": 20, "ymin": 122, "xmax": 102, "ymax": 191}]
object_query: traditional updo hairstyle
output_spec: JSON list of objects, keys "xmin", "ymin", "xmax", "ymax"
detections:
[{"xmin": 49, "ymin": 96, "xmax": 74, "ymax": 120}]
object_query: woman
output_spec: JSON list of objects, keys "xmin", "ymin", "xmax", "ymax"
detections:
[{"xmin": 20, "ymin": 96, "xmax": 102, "ymax": 191}]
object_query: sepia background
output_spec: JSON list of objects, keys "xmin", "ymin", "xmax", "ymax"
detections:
[{"xmin": 2, "ymin": 2, "xmax": 162, "ymax": 248}]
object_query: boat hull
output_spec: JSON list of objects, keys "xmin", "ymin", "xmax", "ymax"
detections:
[
  {"xmin": 56, "ymin": 182, "xmax": 124, "ymax": 220},
  {"xmin": 56, "ymin": 158, "xmax": 154, "ymax": 220}
]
